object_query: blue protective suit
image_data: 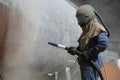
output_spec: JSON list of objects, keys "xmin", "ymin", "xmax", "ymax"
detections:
[{"xmin": 77, "ymin": 31, "xmax": 108, "ymax": 80}]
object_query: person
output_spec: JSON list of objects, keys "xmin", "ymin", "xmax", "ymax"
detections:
[{"xmin": 67, "ymin": 4, "xmax": 109, "ymax": 80}]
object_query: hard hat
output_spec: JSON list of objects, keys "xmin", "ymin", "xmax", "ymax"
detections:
[{"xmin": 76, "ymin": 4, "xmax": 95, "ymax": 25}]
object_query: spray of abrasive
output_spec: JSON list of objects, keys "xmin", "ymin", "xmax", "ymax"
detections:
[{"xmin": 0, "ymin": 0, "xmax": 10, "ymax": 7}]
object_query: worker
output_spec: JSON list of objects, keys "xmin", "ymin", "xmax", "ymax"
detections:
[{"xmin": 67, "ymin": 4, "xmax": 109, "ymax": 80}]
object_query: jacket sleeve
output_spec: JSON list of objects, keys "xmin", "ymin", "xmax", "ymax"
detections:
[{"xmin": 89, "ymin": 32, "xmax": 109, "ymax": 54}]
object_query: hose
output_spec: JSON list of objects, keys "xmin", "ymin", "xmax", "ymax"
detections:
[
  {"xmin": 95, "ymin": 11, "xmax": 110, "ymax": 37},
  {"xmin": 90, "ymin": 60, "xmax": 104, "ymax": 80}
]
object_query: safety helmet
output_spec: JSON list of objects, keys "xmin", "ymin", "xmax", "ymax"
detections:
[
  {"xmin": 76, "ymin": 4, "xmax": 95, "ymax": 25},
  {"xmin": 76, "ymin": 4, "xmax": 110, "ymax": 37}
]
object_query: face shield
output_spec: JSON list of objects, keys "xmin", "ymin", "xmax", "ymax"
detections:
[{"xmin": 76, "ymin": 13, "xmax": 90, "ymax": 26}]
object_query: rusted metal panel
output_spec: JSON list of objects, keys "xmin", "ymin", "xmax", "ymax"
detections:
[{"xmin": 99, "ymin": 60, "xmax": 120, "ymax": 80}]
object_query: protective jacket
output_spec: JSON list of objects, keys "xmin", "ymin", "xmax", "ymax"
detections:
[
  {"xmin": 77, "ymin": 31, "xmax": 108, "ymax": 80},
  {"xmin": 75, "ymin": 4, "xmax": 109, "ymax": 80}
]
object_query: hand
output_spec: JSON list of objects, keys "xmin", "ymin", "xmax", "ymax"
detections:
[
  {"xmin": 67, "ymin": 47, "xmax": 76, "ymax": 55},
  {"xmin": 82, "ymin": 51, "xmax": 89, "ymax": 60}
]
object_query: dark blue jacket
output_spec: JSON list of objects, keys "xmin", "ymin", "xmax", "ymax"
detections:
[
  {"xmin": 88, "ymin": 31, "xmax": 108, "ymax": 66},
  {"xmin": 78, "ymin": 31, "xmax": 108, "ymax": 80}
]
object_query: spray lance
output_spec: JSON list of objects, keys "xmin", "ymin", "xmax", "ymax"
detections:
[
  {"xmin": 48, "ymin": 42, "xmax": 82, "ymax": 56},
  {"xmin": 48, "ymin": 41, "xmax": 104, "ymax": 80}
]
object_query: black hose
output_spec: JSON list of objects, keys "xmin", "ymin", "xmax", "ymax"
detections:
[
  {"xmin": 95, "ymin": 11, "xmax": 110, "ymax": 37},
  {"xmin": 90, "ymin": 60, "xmax": 104, "ymax": 80}
]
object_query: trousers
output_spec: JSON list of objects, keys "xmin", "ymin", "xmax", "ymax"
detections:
[{"xmin": 79, "ymin": 60, "xmax": 99, "ymax": 80}]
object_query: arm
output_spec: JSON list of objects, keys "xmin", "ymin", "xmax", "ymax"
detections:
[{"xmin": 89, "ymin": 32, "xmax": 108, "ymax": 54}]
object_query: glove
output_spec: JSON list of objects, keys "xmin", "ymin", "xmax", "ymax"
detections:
[
  {"xmin": 67, "ymin": 47, "xmax": 76, "ymax": 55},
  {"xmin": 81, "ymin": 51, "xmax": 89, "ymax": 60}
]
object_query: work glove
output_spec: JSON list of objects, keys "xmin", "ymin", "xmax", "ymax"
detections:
[
  {"xmin": 67, "ymin": 47, "xmax": 76, "ymax": 55},
  {"xmin": 81, "ymin": 51, "xmax": 89, "ymax": 60}
]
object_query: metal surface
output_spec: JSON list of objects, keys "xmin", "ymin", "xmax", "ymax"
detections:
[
  {"xmin": 99, "ymin": 60, "xmax": 120, "ymax": 80},
  {"xmin": 0, "ymin": 0, "xmax": 81, "ymax": 80}
]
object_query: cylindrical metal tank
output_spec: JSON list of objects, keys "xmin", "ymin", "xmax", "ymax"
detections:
[{"xmin": 0, "ymin": 0, "xmax": 81, "ymax": 80}]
